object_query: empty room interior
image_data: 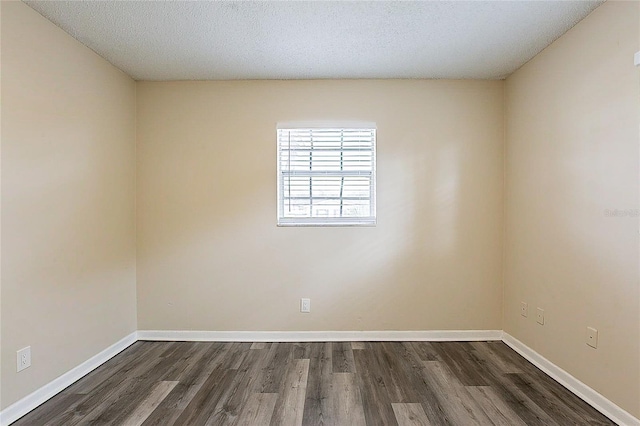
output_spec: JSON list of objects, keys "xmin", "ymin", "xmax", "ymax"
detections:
[{"xmin": 1, "ymin": 0, "xmax": 639, "ymax": 425}]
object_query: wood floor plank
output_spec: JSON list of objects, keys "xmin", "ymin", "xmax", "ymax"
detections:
[
  {"xmin": 383, "ymin": 342, "xmax": 453, "ymax": 426},
  {"xmin": 463, "ymin": 361, "xmax": 562, "ymax": 425},
  {"xmin": 507, "ymin": 372, "xmax": 600, "ymax": 425},
  {"xmin": 139, "ymin": 383, "xmax": 187, "ymax": 426},
  {"xmin": 229, "ymin": 343, "xmax": 251, "ymax": 370},
  {"xmin": 81, "ymin": 341, "xmax": 208, "ymax": 426},
  {"xmin": 157, "ymin": 342, "xmax": 181, "ymax": 358},
  {"xmin": 332, "ymin": 373, "xmax": 367, "ymax": 426},
  {"xmin": 14, "ymin": 340, "xmax": 616, "ymax": 426},
  {"xmin": 174, "ymin": 344, "xmax": 248, "ymax": 425},
  {"xmin": 160, "ymin": 341, "xmax": 212, "ymax": 382},
  {"xmin": 144, "ymin": 343, "xmax": 235, "ymax": 426},
  {"xmin": 431, "ymin": 342, "xmax": 488, "ymax": 386},
  {"xmin": 392, "ymin": 403, "xmax": 433, "ymax": 426},
  {"xmin": 256, "ymin": 342, "xmax": 293, "ymax": 393},
  {"xmin": 470, "ymin": 342, "xmax": 520, "ymax": 374},
  {"xmin": 513, "ymin": 360, "xmax": 615, "ymax": 425},
  {"xmin": 301, "ymin": 342, "xmax": 335, "ymax": 426},
  {"xmin": 57, "ymin": 343, "xmax": 174, "ymax": 426},
  {"xmin": 470, "ymin": 343, "xmax": 572, "ymax": 425},
  {"xmin": 250, "ymin": 342, "xmax": 270, "ymax": 350},
  {"xmin": 65, "ymin": 342, "xmax": 153, "ymax": 395},
  {"xmin": 204, "ymin": 368, "xmax": 252, "ymax": 426},
  {"xmin": 422, "ymin": 361, "xmax": 493, "ymax": 426},
  {"xmin": 373, "ymin": 342, "xmax": 426, "ymax": 403},
  {"xmin": 235, "ymin": 393, "xmax": 278, "ymax": 426},
  {"xmin": 72, "ymin": 377, "xmax": 146, "ymax": 426},
  {"xmin": 269, "ymin": 358, "xmax": 310, "ymax": 426},
  {"xmin": 11, "ymin": 391, "xmax": 83, "ymax": 426},
  {"xmin": 121, "ymin": 381, "xmax": 178, "ymax": 426},
  {"xmin": 465, "ymin": 386, "xmax": 528, "ymax": 426},
  {"xmin": 293, "ymin": 342, "xmax": 312, "ymax": 359},
  {"xmin": 353, "ymin": 345, "xmax": 399, "ymax": 426},
  {"xmin": 81, "ymin": 379, "xmax": 165, "ymax": 425},
  {"xmin": 66, "ymin": 342, "xmax": 165, "ymax": 397},
  {"xmin": 409, "ymin": 342, "xmax": 439, "ymax": 362},
  {"xmin": 484, "ymin": 341, "xmax": 542, "ymax": 376},
  {"xmin": 332, "ymin": 341, "xmax": 356, "ymax": 373},
  {"xmin": 206, "ymin": 346, "xmax": 273, "ymax": 425},
  {"xmin": 140, "ymin": 343, "xmax": 229, "ymax": 426},
  {"xmin": 193, "ymin": 342, "xmax": 251, "ymax": 426},
  {"xmin": 173, "ymin": 368, "xmax": 238, "ymax": 425}
]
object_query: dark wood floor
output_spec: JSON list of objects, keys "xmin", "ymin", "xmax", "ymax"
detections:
[{"xmin": 13, "ymin": 340, "xmax": 615, "ymax": 426}]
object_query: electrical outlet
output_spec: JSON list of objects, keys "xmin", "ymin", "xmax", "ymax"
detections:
[
  {"xmin": 536, "ymin": 308, "xmax": 544, "ymax": 325},
  {"xmin": 300, "ymin": 298, "xmax": 311, "ymax": 313},
  {"xmin": 17, "ymin": 346, "xmax": 31, "ymax": 372},
  {"xmin": 586, "ymin": 327, "xmax": 598, "ymax": 348},
  {"xmin": 520, "ymin": 302, "xmax": 528, "ymax": 317}
]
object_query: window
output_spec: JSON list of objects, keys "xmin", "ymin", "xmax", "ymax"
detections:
[{"xmin": 277, "ymin": 123, "xmax": 376, "ymax": 226}]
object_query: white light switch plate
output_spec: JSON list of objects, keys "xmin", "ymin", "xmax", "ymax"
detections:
[{"xmin": 536, "ymin": 308, "xmax": 544, "ymax": 325}]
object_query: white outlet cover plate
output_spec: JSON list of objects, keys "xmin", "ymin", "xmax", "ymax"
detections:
[
  {"xmin": 536, "ymin": 308, "xmax": 544, "ymax": 325},
  {"xmin": 586, "ymin": 327, "xmax": 598, "ymax": 348},
  {"xmin": 520, "ymin": 302, "xmax": 528, "ymax": 317},
  {"xmin": 17, "ymin": 346, "xmax": 31, "ymax": 372},
  {"xmin": 300, "ymin": 298, "xmax": 311, "ymax": 313}
]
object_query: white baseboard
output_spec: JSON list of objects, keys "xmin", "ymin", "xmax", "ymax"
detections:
[
  {"xmin": 137, "ymin": 329, "xmax": 503, "ymax": 342},
  {"xmin": 502, "ymin": 332, "xmax": 640, "ymax": 426},
  {"xmin": 0, "ymin": 332, "xmax": 138, "ymax": 426}
]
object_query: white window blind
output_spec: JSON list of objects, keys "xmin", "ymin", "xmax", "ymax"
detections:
[{"xmin": 277, "ymin": 125, "xmax": 376, "ymax": 226}]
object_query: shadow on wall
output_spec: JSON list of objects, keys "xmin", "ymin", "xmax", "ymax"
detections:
[{"xmin": 2, "ymin": 127, "xmax": 135, "ymax": 333}]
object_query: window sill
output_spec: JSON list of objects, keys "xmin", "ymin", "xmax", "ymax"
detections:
[{"xmin": 277, "ymin": 219, "xmax": 377, "ymax": 227}]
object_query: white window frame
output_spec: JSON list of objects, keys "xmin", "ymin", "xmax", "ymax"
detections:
[{"xmin": 277, "ymin": 122, "xmax": 377, "ymax": 227}]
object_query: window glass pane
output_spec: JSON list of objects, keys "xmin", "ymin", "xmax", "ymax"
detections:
[{"xmin": 278, "ymin": 126, "xmax": 375, "ymax": 225}]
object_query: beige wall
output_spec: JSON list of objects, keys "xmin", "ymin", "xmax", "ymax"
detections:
[
  {"xmin": 136, "ymin": 80, "xmax": 505, "ymax": 332},
  {"xmin": 504, "ymin": 0, "xmax": 640, "ymax": 418},
  {"xmin": 1, "ymin": 1, "xmax": 137, "ymax": 409},
  {"xmin": 4, "ymin": 0, "xmax": 637, "ymax": 419}
]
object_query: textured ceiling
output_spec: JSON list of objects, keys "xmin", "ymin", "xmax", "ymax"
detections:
[{"xmin": 25, "ymin": 1, "xmax": 603, "ymax": 81}]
